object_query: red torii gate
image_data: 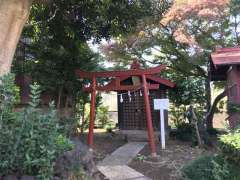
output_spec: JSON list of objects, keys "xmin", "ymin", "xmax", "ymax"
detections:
[{"xmin": 76, "ymin": 63, "xmax": 168, "ymax": 156}]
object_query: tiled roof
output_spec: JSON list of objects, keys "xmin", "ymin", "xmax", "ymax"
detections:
[{"xmin": 211, "ymin": 47, "xmax": 240, "ymax": 67}]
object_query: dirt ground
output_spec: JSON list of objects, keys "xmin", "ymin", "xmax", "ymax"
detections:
[
  {"xmin": 129, "ymin": 140, "xmax": 215, "ymax": 180},
  {"xmin": 79, "ymin": 131, "xmax": 126, "ymax": 180},
  {"xmin": 79, "ymin": 131, "xmax": 216, "ymax": 180},
  {"xmin": 79, "ymin": 130, "xmax": 126, "ymax": 163}
]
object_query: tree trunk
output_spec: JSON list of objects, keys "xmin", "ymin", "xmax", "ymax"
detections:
[
  {"xmin": 205, "ymin": 75, "xmax": 212, "ymax": 130},
  {"xmin": 64, "ymin": 95, "xmax": 69, "ymax": 117},
  {"xmin": 57, "ymin": 86, "xmax": 63, "ymax": 109},
  {"xmin": 189, "ymin": 105, "xmax": 203, "ymax": 148},
  {"xmin": 0, "ymin": 0, "xmax": 32, "ymax": 76},
  {"xmin": 81, "ymin": 102, "xmax": 86, "ymax": 134},
  {"xmin": 205, "ymin": 88, "xmax": 227, "ymax": 131}
]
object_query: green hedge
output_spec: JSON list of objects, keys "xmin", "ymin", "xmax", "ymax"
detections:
[
  {"xmin": 173, "ymin": 123, "xmax": 199, "ymax": 146},
  {"xmin": 182, "ymin": 124, "xmax": 240, "ymax": 180},
  {"xmin": 219, "ymin": 132, "xmax": 240, "ymax": 166},
  {"xmin": 175, "ymin": 123, "xmax": 196, "ymax": 141},
  {"xmin": 181, "ymin": 155, "xmax": 240, "ymax": 180},
  {"xmin": 182, "ymin": 155, "xmax": 215, "ymax": 180}
]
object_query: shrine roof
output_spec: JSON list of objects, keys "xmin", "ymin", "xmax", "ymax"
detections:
[
  {"xmin": 108, "ymin": 60, "xmax": 175, "ymax": 89},
  {"xmin": 118, "ymin": 75, "xmax": 175, "ymax": 88},
  {"xmin": 210, "ymin": 47, "xmax": 240, "ymax": 81},
  {"xmin": 211, "ymin": 47, "xmax": 240, "ymax": 67}
]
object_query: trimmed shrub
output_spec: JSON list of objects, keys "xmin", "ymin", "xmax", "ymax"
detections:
[
  {"xmin": 181, "ymin": 154, "xmax": 240, "ymax": 180},
  {"xmin": 219, "ymin": 132, "xmax": 240, "ymax": 166},
  {"xmin": 182, "ymin": 155, "xmax": 215, "ymax": 180},
  {"xmin": 174, "ymin": 123, "xmax": 198, "ymax": 145}
]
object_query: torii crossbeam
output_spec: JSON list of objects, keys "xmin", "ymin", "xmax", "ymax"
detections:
[{"xmin": 76, "ymin": 64, "xmax": 169, "ymax": 157}]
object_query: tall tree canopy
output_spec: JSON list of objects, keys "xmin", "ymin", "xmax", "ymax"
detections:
[
  {"xmin": 101, "ymin": 0, "xmax": 240, "ymax": 130},
  {"xmin": 0, "ymin": 0, "xmax": 152, "ymax": 76},
  {"xmin": 11, "ymin": 0, "xmax": 153, "ymax": 111}
]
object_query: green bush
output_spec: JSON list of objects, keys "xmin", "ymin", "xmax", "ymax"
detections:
[
  {"xmin": 182, "ymin": 118, "xmax": 240, "ymax": 180},
  {"xmin": 182, "ymin": 155, "xmax": 216, "ymax": 180},
  {"xmin": 219, "ymin": 131, "xmax": 240, "ymax": 166},
  {"xmin": 58, "ymin": 117, "xmax": 80, "ymax": 136},
  {"xmin": 169, "ymin": 106, "xmax": 187, "ymax": 128},
  {"xmin": 96, "ymin": 105, "xmax": 110, "ymax": 128},
  {"xmin": 227, "ymin": 102, "xmax": 240, "ymax": 114},
  {"xmin": 207, "ymin": 128, "xmax": 220, "ymax": 136},
  {"xmin": 181, "ymin": 155, "xmax": 240, "ymax": 180},
  {"xmin": 174, "ymin": 123, "xmax": 212, "ymax": 147},
  {"xmin": 0, "ymin": 75, "xmax": 74, "ymax": 179},
  {"xmin": 79, "ymin": 104, "xmax": 112, "ymax": 131},
  {"xmin": 174, "ymin": 123, "xmax": 198, "ymax": 145}
]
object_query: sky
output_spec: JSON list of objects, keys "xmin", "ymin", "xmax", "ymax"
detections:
[{"xmin": 87, "ymin": 39, "xmax": 115, "ymax": 68}]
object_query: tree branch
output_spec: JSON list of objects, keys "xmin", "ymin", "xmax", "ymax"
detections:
[{"xmin": 204, "ymin": 88, "xmax": 227, "ymax": 128}]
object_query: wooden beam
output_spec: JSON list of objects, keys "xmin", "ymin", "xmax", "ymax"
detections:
[
  {"xmin": 116, "ymin": 77, "xmax": 121, "ymax": 87},
  {"xmin": 83, "ymin": 84, "xmax": 159, "ymax": 92},
  {"xmin": 103, "ymin": 76, "xmax": 130, "ymax": 89},
  {"xmin": 146, "ymin": 75, "xmax": 175, "ymax": 88},
  {"xmin": 76, "ymin": 65, "xmax": 166, "ymax": 79}
]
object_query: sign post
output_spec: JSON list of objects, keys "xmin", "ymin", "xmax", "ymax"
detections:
[{"xmin": 154, "ymin": 99, "xmax": 169, "ymax": 149}]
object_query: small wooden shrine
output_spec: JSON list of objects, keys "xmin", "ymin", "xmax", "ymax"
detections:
[
  {"xmin": 117, "ymin": 61, "xmax": 175, "ymax": 130},
  {"xmin": 76, "ymin": 60, "xmax": 175, "ymax": 156},
  {"xmin": 210, "ymin": 47, "xmax": 240, "ymax": 128}
]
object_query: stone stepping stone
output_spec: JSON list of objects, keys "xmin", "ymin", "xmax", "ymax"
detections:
[
  {"xmin": 98, "ymin": 142, "xmax": 147, "ymax": 166},
  {"xmin": 98, "ymin": 165, "xmax": 151, "ymax": 180},
  {"xmin": 97, "ymin": 142, "xmax": 151, "ymax": 180}
]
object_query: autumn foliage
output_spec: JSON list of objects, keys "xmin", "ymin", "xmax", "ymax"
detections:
[
  {"xmin": 161, "ymin": 0, "xmax": 229, "ymax": 25},
  {"xmin": 101, "ymin": 0, "xmax": 232, "ymax": 60},
  {"xmin": 161, "ymin": 0, "xmax": 230, "ymax": 47}
]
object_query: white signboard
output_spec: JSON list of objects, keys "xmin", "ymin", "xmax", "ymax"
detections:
[
  {"xmin": 154, "ymin": 99, "xmax": 169, "ymax": 110},
  {"xmin": 154, "ymin": 99, "xmax": 169, "ymax": 149}
]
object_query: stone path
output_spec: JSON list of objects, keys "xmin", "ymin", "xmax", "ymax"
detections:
[{"xmin": 97, "ymin": 142, "xmax": 151, "ymax": 180}]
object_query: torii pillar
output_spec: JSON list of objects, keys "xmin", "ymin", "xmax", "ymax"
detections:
[
  {"xmin": 88, "ymin": 76, "xmax": 96, "ymax": 151},
  {"xmin": 142, "ymin": 74, "xmax": 157, "ymax": 157}
]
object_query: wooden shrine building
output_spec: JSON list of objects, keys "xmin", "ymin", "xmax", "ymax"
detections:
[
  {"xmin": 76, "ymin": 60, "xmax": 175, "ymax": 156},
  {"xmin": 117, "ymin": 61, "xmax": 175, "ymax": 131},
  {"xmin": 210, "ymin": 47, "xmax": 240, "ymax": 128}
]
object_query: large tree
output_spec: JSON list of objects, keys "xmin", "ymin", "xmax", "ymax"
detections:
[
  {"xmin": 0, "ymin": 0, "xmax": 151, "ymax": 76},
  {"xmin": 0, "ymin": 0, "xmax": 32, "ymax": 76},
  {"xmin": 101, "ymin": 0, "xmax": 240, "ymax": 130}
]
